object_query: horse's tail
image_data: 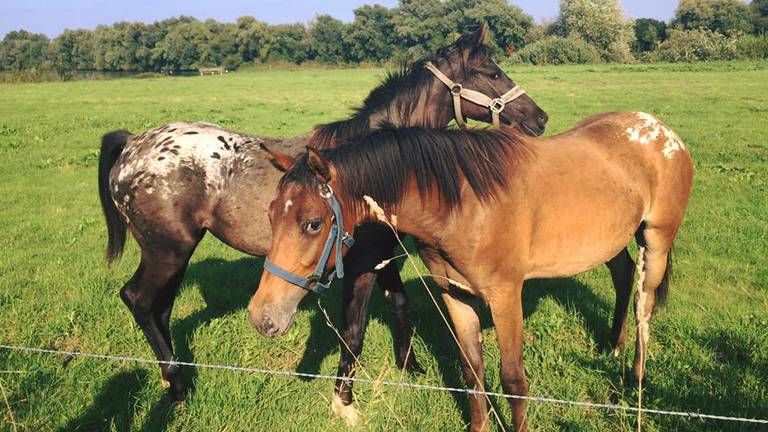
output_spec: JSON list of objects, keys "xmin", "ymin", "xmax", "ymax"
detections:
[
  {"xmin": 98, "ymin": 130, "xmax": 132, "ymax": 265},
  {"xmin": 656, "ymin": 248, "xmax": 672, "ymax": 306}
]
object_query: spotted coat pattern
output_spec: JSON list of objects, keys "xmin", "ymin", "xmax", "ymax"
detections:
[{"xmin": 109, "ymin": 121, "xmax": 309, "ymax": 255}]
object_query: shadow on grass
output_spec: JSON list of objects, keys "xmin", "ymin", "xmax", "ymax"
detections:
[
  {"xmin": 293, "ymin": 258, "xmax": 620, "ymax": 429},
  {"xmin": 649, "ymin": 325, "xmax": 767, "ymax": 432},
  {"xmin": 72, "ymin": 256, "xmax": 262, "ymax": 432},
  {"xmin": 81, "ymin": 253, "xmax": 765, "ymax": 431},
  {"xmin": 410, "ymin": 276, "xmax": 617, "ymax": 429},
  {"xmin": 58, "ymin": 369, "xmax": 149, "ymax": 432},
  {"xmin": 571, "ymin": 325, "xmax": 768, "ymax": 432},
  {"xmin": 169, "ymin": 256, "xmax": 262, "ymax": 397}
]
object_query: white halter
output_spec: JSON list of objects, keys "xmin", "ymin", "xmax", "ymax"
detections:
[{"xmin": 425, "ymin": 62, "xmax": 527, "ymax": 129}]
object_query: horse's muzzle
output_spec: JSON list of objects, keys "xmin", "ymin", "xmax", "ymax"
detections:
[{"xmin": 248, "ymin": 303, "xmax": 295, "ymax": 338}]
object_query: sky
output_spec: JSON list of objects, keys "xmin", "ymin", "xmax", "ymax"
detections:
[{"xmin": 1, "ymin": 0, "xmax": 679, "ymax": 39}]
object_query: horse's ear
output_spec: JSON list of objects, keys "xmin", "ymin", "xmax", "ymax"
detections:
[
  {"xmin": 462, "ymin": 22, "xmax": 491, "ymax": 51},
  {"xmin": 458, "ymin": 23, "xmax": 491, "ymax": 65},
  {"xmin": 307, "ymin": 146, "xmax": 335, "ymax": 184},
  {"xmin": 259, "ymin": 143, "xmax": 295, "ymax": 172}
]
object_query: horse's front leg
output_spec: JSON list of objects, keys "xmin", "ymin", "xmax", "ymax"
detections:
[
  {"xmin": 377, "ymin": 259, "xmax": 423, "ymax": 373},
  {"xmin": 441, "ymin": 291, "xmax": 489, "ymax": 432},
  {"xmin": 488, "ymin": 278, "xmax": 528, "ymax": 432},
  {"xmin": 332, "ymin": 268, "xmax": 376, "ymax": 425}
]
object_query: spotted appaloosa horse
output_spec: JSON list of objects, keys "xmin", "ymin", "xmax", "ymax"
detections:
[
  {"xmin": 251, "ymin": 112, "xmax": 693, "ymax": 431},
  {"xmin": 98, "ymin": 24, "xmax": 548, "ymax": 403}
]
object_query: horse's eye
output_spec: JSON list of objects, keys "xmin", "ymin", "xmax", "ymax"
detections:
[
  {"xmin": 491, "ymin": 72, "xmax": 500, "ymax": 80},
  {"xmin": 302, "ymin": 219, "xmax": 323, "ymax": 235}
]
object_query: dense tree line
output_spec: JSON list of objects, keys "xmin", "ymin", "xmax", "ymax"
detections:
[
  {"xmin": 1, "ymin": 0, "xmax": 767, "ymax": 74},
  {"xmin": 0, "ymin": 0, "xmax": 533, "ymax": 72}
]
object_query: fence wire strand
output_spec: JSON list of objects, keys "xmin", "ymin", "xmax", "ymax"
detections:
[{"xmin": 1, "ymin": 343, "xmax": 766, "ymax": 425}]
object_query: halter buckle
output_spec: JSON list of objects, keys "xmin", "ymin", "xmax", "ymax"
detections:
[
  {"xmin": 490, "ymin": 98, "xmax": 505, "ymax": 114},
  {"xmin": 450, "ymin": 84, "xmax": 463, "ymax": 96}
]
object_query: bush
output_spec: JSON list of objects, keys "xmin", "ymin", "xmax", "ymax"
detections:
[
  {"xmin": 605, "ymin": 40, "xmax": 635, "ymax": 63},
  {"xmin": 737, "ymin": 34, "xmax": 768, "ymax": 59},
  {"xmin": 649, "ymin": 29, "xmax": 742, "ymax": 62},
  {"xmin": 0, "ymin": 67, "xmax": 62, "ymax": 83},
  {"xmin": 552, "ymin": 0, "xmax": 635, "ymax": 63},
  {"xmin": 511, "ymin": 36, "xmax": 602, "ymax": 65},
  {"xmin": 131, "ymin": 72, "xmax": 164, "ymax": 79}
]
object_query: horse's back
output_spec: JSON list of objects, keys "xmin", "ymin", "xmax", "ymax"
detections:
[
  {"xmin": 513, "ymin": 112, "xmax": 693, "ymax": 278},
  {"xmin": 577, "ymin": 112, "xmax": 694, "ymax": 226},
  {"xmin": 107, "ymin": 122, "xmax": 305, "ymax": 253}
]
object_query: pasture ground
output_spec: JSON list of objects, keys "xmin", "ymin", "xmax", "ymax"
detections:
[{"xmin": 0, "ymin": 62, "xmax": 766, "ymax": 431}]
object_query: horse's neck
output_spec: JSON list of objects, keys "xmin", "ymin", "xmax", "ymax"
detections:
[
  {"xmin": 356, "ymin": 183, "xmax": 448, "ymax": 246},
  {"xmin": 317, "ymin": 88, "xmax": 452, "ymax": 148},
  {"xmin": 380, "ymin": 87, "xmax": 453, "ymax": 129}
]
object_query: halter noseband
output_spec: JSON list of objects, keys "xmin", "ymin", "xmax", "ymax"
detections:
[
  {"xmin": 425, "ymin": 62, "xmax": 527, "ymax": 129},
  {"xmin": 263, "ymin": 183, "xmax": 354, "ymax": 295}
]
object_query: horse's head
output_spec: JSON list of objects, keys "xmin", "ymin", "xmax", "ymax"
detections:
[
  {"xmin": 248, "ymin": 148, "xmax": 354, "ymax": 337},
  {"xmin": 424, "ymin": 23, "xmax": 548, "ymax": 135},
  {"xmin": 315, "ymin": 23, "xmax": 547, "ymax": 144}
]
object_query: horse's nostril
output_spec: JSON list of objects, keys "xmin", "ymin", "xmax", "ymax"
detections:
[
  {"xmin": 538, "ymin": 112, "xmax": 549, "ymax": 129},
  {"xmin": 260, "ymin": 316, "xmax": 279, "ymax": 337}
]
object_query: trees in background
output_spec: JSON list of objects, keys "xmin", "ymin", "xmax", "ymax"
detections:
[
  {"xmin": 310, "ymin": 15, "xmax": 345, "ymax": 64},
  {"xmin": 551, "ymin": 0, "xmax": 635, "ymax": 62},
  {"xmin": 49, "ymin": 29, "xmax": 94, "ymax": 73},
  {"xmin": 262, "ymin": 24, "xmax": 313, "ymax": 63},
  {"xmin": 672, "ymin": 0, "xmax": 754, "ymax": 35},
  {"xmin": 0, "ymin": 0, "xmax": 539, "ymax": 72},
  {"xmin": 752, "ymin": 0, "xmax": 768, "ymax": 33},
  {"xmin": 342, "ymin": 5, "xmax": 397, "ymax": 63},
  {"xmin": 235, "ymin": 17, "xmax": 269, "ymax": 64},
  {"xmin": 446, "ymin": 0, "xmax": 534, "ymax": 55},
  {"xmin": 0, "ymin": 30, "xmax": 50, "ymax": 71},
  {"xmin": 392, "ymin": 0, "xmax": 450, "ymax": 60},
  {"xmin": 634, "ymin": 19, "xmax": 668, "ymax": 53},
  {"xmin": 1, "ymin": 0, "xmax": 767, "ymax": 75}
]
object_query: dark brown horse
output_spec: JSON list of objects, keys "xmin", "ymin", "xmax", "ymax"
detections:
[
  {"xmin": 98, "ymin": 24, "xmax": 548, "ymax": 405},
  {"xmin": 251, "ymin": 113, "xmax": 693, "ymax": 431}
]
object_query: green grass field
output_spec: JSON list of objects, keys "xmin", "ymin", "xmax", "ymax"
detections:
[{"xmin": 0, "ymin": 62, "xmax": 766, "ymax": 431}]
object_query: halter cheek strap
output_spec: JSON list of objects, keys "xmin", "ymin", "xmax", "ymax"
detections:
[
  {"xmin": 263, "ymin": 184, "xmax": 354, "ymax": 295},
  {"xmin": 425, "ymin": 62, "xmax": 527, "ymax": 129}
]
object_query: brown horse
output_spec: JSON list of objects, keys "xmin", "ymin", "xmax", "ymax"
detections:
[
  {"xmin": 98, "ymin": 24, "xmax": 548, "ymax": 403},
  {"xmin": 251, "ymin": 112, "xmax": 693, "ymax": 431}
]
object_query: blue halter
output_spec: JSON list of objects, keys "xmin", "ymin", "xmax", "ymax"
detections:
[{"xmin": 263, "ymin": 183, "xmax": 355, "ymax": 295}]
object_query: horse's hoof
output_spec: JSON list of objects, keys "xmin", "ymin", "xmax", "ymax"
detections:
[
  {"xmin": 613, "ymin": 346, "xmax": 622, "ymax": 358},
  {"xmin": 164, "ymin": 380, "xmax": 187, "ymax": 402},
  {"xmin": 332, "ymin": 395, "xmax": 361, "ymax": 426},
  {"xmin": 174, "ymin": 400, "xmax": 186, "ymax": 412}
]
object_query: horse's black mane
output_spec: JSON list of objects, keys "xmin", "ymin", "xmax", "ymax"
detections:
[
  {"xmin": 281, "ymin": 126, "xmax": 531, "ymax": 213},
  {"xmin": 310, "ymin": 62, "xmax": 431, "ymax": 149},
  {"xmin": 311, "ymin": 38, "xmax": 492, "ymax": 150}
]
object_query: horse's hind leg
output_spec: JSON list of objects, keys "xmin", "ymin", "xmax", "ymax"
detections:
[
  {"xmin": 606, "ymin": 247, "xmax": 635, "ymax": 355},
  {"xmin": 154, "ymin": 249, "xmax": 197, "ymax": 399},
  {"xmin": 632, "ymin": 226, "xmax": 674, "ymax": 383},
  {"xmin": 377, "ymin": 262, "xmax": 423, "ymax": 374},
  {"xmin": 120, "ymin": 243, "xmax": 197, "ymax": 401}
]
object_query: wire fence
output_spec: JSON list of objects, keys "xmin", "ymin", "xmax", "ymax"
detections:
[{"xmin": 1, "ymin": 343, "xmax": 766, "ymax": 426}]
